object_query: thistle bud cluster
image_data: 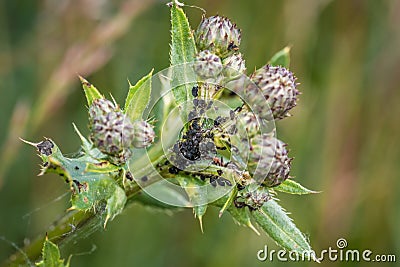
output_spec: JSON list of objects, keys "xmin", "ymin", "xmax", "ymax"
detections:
[
  {"xmin": 88, "ymin": 98, "xmax": 155, "ymax": 165},
  {"xmin": 167, "ymin": 14, "xmax": 302, "ymax": 210},
  {"xmin": 194, "ymin": 16, "xmax": 246, "ymax": 80}
]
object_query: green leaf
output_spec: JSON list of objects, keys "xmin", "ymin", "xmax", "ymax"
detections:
[
  {"xmin": 252, "ymin": 199, "xmax": 317, "ymax": 261},
  {"xmin": 176, "ymin": 175, "xmax": 207, "ymax": 232},
  {"xmin": 36, "ymin": 237, "xmax": 70, "ymax": 267},
  {"xmin": 227, "ymin": 205, "xmax": 260, "ymax": 235},
  {"xmin": 274, "ymin": 179, "xmax": 320, "ymax": 195},
  {"xmin": 26, "ymin": 137, "xmax": 127, "ymax": 228},
  {"xmin": 69, "ymin": 174, "xmax": 127, "ymax": 227},
  {"xmin": 268, "ymin": 46, "xmax": 291, "ymax": 68},
  {"xmin": 79, "ymin": 76, "xmax": 103, "ymax": 106},
  {"xmin": 170, "ymin": 2, "xmax": 197, "ymax": 120},
  {"xmin": 218, "ymin": 187, "xmax": 237, "ymax": 218},
  {"xmin": 124, "ymin": 69, "xmax": 153, "ymax": 121}
]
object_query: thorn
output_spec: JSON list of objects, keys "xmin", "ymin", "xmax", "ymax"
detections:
[
  {"xmin": 247, "ymin": 221, "xmax": 260, "ymax": 236},
  {"xmin": 72, "ymin": 123, "xmax": 86, "ymax": 142},
  {"xmin": 103, "ymin": 216, "xmax": 109, "ymax": 229},
  {"xmin": 109, "ymin": 94, "xmax": 118, "ymax": 108},
  {"xmin": 283, "ymin": 46, "xmax": 292, "ymax": 54},
  {"xmin": 127, "ymin": 78, "xmax": 133, "ymax": 88},
  {"xmin": 198, "ymin": 216, "xmax": 204, "ymax": 233},
  {"xmin": 78, "ymin": 75, "xmax": 91, "ymax": 86},
  {"xmin": 19, "ymin": 137, "xmax": 37, "ymax": 147},
  {"xmin": 218, "ymin": 209, "xmax": 224, "ymax": 218},
  {"xmin": 66, "ymin": 206, "xmax": 76, "ymax": 212}
]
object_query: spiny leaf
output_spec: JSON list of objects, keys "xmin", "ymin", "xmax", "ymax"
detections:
[
  {"xmin": 252, "ymin": 199, "xmax": 318, "ymax": 261},
  {"xmin": 72, "ymin": 123, "xmax": 105, "ymax": 160},
  {"xmin": 79, "ymin": 76, "xmax": 103, "ymax": 106},
  {"xmin": 268, "ymin": 46, "xmax": 291, "ymax": 68},
  {"xmin": 227, "ymin": 205, "xmax": 260, "ymax": 235},
  {"xmin": 27, "ymin": 138, "xmax": 127, "ymax": 228},
  {"xmin": 169, "ymin": 2, "xmax": 197, "ymax": 120},
  {"xmin": 218, "ymin": 187, "xmax": 237, "ymax": 218},
  {"xmin": 170, "ymin": 2, "xmax": 196, "ymax": 68},
  {"xmin": 104, "ymin": 183, "xmax": 127, "ymax": 227},
  {"xmin": 176, "ymin": 175, "xmax": 207, "ymax": 232},
  {"xmin": 274, "ymin": 179, "xmax": 320, "ymax": 195},
  {"xmin": 124, "ymin": 69, "xmax": 153, "ymax": 121},
  {"xmin": 36, "ymin": 237, "xmax": 70, "ymax": 267}
]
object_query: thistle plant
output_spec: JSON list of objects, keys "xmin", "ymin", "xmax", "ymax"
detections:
[{"xmin": 7, "ymin": 1, "xmax": 320, "ymax": 265}]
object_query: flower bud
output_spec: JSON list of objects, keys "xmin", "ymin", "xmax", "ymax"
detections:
[
  {"xmin": 247, "ymin": 134, "xmax": 292, "ymax": 187},
  {"xmin": 89, "ymin": 98, "xmax": 134, "ymax": 164},
  {"xmin": 195, "ymin": 15, "xmax": 241, "ymax": 58},
  {"xmin": 132, "ymin": 120, "xmax": 155, "ymax": 148},
  {"xmin": 194, "ymin": 50, "xmax": 223, "ymax": 79},
  {"xmin": 250, "ymin": 65, "xmax": 299, "ymax": 120},
  {"xmin": 222, "ymin": 52, "xmax": 246, "ymax": 78},
  {"xmin": 237, "ymin": 106, "xmax": 260, "ymax": 138},
  {"xmin": 235, "ymin": 186, "xmax": 270, "ymax": 210}
]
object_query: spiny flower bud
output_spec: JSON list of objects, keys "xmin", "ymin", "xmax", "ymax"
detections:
[
  {"xmin": 194, "ymin": 50, "xmax": 223, "ymax": 79},
  {"xmin": 250, "ymin": 64, "xmax": 299, "ymax": 120},
  {"xmin": 237, "ymin": 108, "xmax": 260, "ymax": 138},
  {"xmin": 132, "ymin": 120, "xmax": 155, "ymax": 148},
  {"xmin": 222, "ymin": 52, "xmax": 246, "ymax": 77},
  {"xmin": 195, "ymin": 15, "xmax": 241, "ymax": 58},
  {"xmin": 243, "ymin": 85, "xmax": 274, "ymax": 120},
  {"xmin": 247, "ymin": 134, "xmax": 292, "ymax": 187},
  {"xmin": 89, "ymin": 98, "xmax": 134, "ymax": 164}
]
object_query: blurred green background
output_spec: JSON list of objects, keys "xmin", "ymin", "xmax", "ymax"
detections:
[{"xmin": 0, "ymin": 0, "xmax": 399, "ymax": 266}]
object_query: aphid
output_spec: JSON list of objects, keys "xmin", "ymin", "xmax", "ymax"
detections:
[
  {"xmin": 168, "ymin": 166, "xmax": 180, "ymax": 174},
  {"xmin": 37, "ymin": 139, "xmax": 54, "ymax": 156},
  {"xmin": 229, "ymin": 110, "xmax": 235, "ymax": 120},
  {"xmin": 227, "ymin": 41, "xmax": 239, "ymax": 52},
  {"xmin": 126, "ymin": 171, "xmax": 134, "ymax": 181},
  {"xmin": 212, "ymin": 157, "xmax": 223, "ymax": 166},
  {"xmin": 210, "ymin": 177, "xmax": 217, "ymax": 187},
  {"xmin": 192, "ymin": 86, "xmax": 199, "ymax": 97}
]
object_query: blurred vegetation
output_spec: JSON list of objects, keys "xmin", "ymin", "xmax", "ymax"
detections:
[{"xmin": 0, "ymin": 0, "xmax": 399, "ymax": 266}]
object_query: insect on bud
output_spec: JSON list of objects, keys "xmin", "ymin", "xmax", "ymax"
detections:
[{"xmin": 195, "ymin": 15, "xmax": 241, "ymax": 58}]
